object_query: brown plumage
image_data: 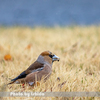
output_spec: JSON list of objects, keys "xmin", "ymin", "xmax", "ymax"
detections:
[{"xmin": 8, "ymin": 51, "xmax": 60, "ymax": 85}]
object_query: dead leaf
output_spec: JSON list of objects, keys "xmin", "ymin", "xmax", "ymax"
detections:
[
  {"xmin": 25, "ymin": 44, "xmax": 32, "ymax": 50},
  {"xmin": 34, "ymin": 81, "xmax": 40, "ymax": 87},
  {"xmin": 4, "ymin": 54, "xmax": 12, "ymax": 61}
]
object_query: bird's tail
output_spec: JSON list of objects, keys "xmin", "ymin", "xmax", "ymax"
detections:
[
  {"xmin": 7, "ymin": 80, "xmax": 15, "ymax": 85},
  {"xmin": 11, "ymin": 71, "xmax": 27, "ymax": 82}
]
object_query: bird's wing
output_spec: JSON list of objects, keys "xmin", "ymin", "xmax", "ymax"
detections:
[
  {"xmin": 11, "ymin": 61, "xmax": 44, "ymax": 82},
  {"xmin": 25, "ymin": 61, "xmax": 44, "ymax": 74}
]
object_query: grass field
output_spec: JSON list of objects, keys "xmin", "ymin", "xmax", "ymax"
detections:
[{"xmin": 0, "ymin": 26, "xmax": 100, "ymax": 100}]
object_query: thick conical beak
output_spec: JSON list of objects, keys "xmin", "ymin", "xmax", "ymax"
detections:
[{"xmin": 52, "ymin": 55, "xmax": 60, "ymax": 62}]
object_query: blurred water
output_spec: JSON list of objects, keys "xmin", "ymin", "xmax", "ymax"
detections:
[{"xmin": 0, "ymin": 0, "xmax": 100, "ymax": 26}]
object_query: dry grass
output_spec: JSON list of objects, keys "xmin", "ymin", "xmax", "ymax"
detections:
[{"xmin": 0, "ymin": 26, "xmax": 100, "ymax": 100}]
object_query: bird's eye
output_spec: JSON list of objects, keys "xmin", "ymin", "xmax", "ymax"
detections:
[{"xmin": 49, "ymin": 55, "xmax": 54, "ymax": 58}]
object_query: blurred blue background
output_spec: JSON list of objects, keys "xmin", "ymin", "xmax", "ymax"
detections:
[{"xmin": 0, "ymin": 0, "xmax": 100, "ymax": 26}]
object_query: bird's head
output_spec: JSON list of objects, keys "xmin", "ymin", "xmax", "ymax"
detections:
[{"xmin": 37, "ymin": 51, "xmax": 60, "ymax": 64}]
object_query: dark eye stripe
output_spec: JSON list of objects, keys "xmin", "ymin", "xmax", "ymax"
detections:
[
  {"xmin": 49, "ymin": 55, "xmax": 53, "ymax": 58},
  {"xmin": 49, "ymin": 54, "xmax": 54, "ymax": 58}
]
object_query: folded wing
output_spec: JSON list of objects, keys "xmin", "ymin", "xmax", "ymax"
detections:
[{"xmin": 10, "ymin": 61, "xmax": 44, "ymax": 82}]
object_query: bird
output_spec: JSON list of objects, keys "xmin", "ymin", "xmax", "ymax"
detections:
[{"xmin": 8, "ymin": 51, "xmax": 60, "ymax": 86}]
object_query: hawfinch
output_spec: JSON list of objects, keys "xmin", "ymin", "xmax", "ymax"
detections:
[{"xmin": 8, "ymin": 51, "xmax": 60, "ymax": 85}]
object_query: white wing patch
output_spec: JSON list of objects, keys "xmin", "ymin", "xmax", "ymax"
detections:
[{"xmin": 31, "ymin": 67, "xmax": 44, "ymax": 73}]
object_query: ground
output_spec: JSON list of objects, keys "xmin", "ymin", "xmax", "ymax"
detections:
[{"xmin": 0, "ymin": 26, "xmax": 100, "ymax": 100}]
